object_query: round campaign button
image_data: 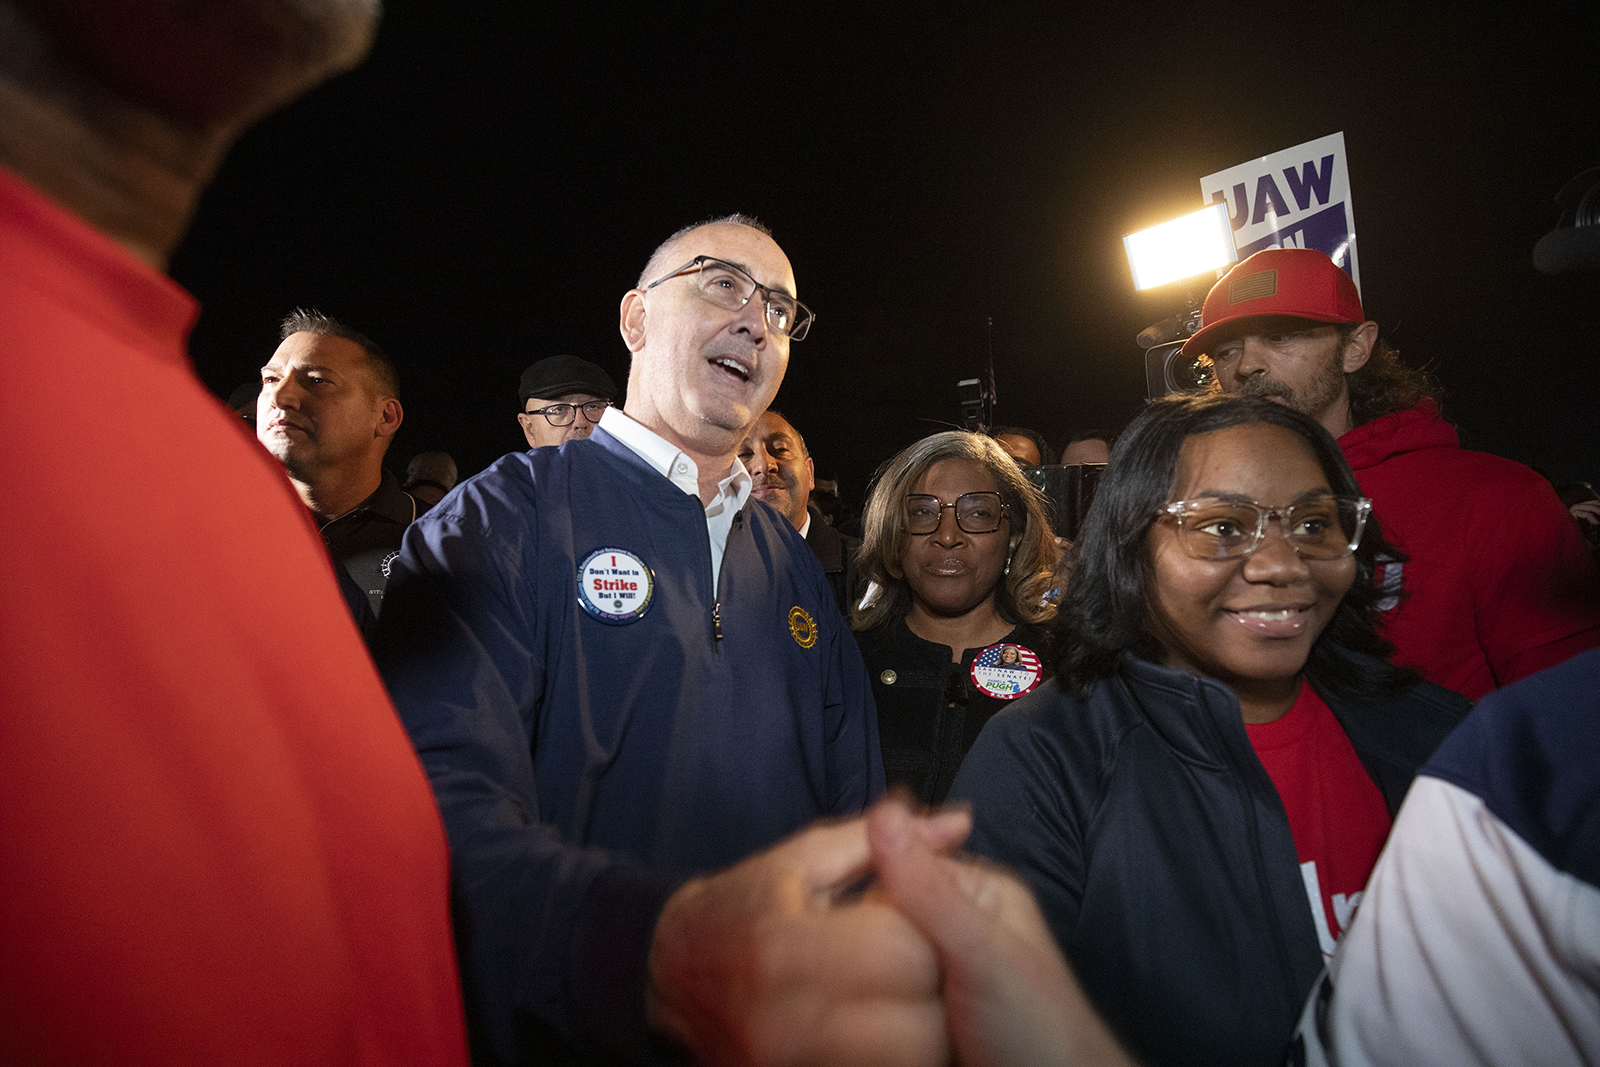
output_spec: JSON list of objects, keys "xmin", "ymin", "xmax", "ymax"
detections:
[
  {"xmin": 576, "ymin": 547, "xmax": 655, "ymax": 624},
  {"xmin": 969, "ymin": 641, "xmax": 1042, "ymax": 700}
]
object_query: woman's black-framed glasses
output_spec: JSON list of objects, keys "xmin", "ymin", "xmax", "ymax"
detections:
[
  {"xmin": 904, "ymin": 492, "xmax": 1008, "ymax": 535},
  {"xmin": 524, "ymin": 400, "xmax": 609, "ymax": 427},
  {"xmin": 1158, "ymin": 495, "xmax": 1371, "ymax": 560},
  {"xmin": 644, "ymin": 255, "xmax": 814, "ymax": 341}
]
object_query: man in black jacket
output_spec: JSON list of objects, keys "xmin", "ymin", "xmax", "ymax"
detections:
[
  {"xmin": 259, "ymin": 307, "xmax": 415, "ymax": 615},
  {"xmin": 740, "ymin": 409, "xmax": 861, "ymax": 614}
]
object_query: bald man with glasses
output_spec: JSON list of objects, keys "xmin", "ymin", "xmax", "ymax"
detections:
[{"xmin": 374, "ymin": 215, "xmax": 923, "ymax": 1065}]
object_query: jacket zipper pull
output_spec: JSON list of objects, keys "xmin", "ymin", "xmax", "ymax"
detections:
[{"xmin": 713, "ymin": 600, "xmax": 723, "ymax": 641}]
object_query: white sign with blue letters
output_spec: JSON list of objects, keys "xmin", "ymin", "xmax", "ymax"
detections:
[{"xmin": 1200, "ymin": 131, "xmax": 1360, "ymax": 295}]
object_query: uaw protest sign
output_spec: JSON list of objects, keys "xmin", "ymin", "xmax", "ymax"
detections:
[{"xmin": 1201, "ymin": 131, "xmax": 1360, "ymax": 294}]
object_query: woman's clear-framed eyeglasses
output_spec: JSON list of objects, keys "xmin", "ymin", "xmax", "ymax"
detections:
[{"xmin": 1158, "ymin": 495, "xmax": 1372, "ymax": 560}]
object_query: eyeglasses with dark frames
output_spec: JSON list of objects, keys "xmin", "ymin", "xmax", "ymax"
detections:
[
  {"xmin": 904, "ymin": 492, "xmax": 1008, "ymax": 535},
  {"xmin": 644, "ymin": 255, "xmax": 814, "ymax": 341},
  {"xmin": 1158, "ymin": 495, "xmax": 1371, "ymax": 561},
  {"xmin": 523, "ymin": 400, "xmax": 609, "ymax": 427}
]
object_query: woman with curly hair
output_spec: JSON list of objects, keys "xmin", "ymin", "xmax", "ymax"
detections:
[{"xmin": 852, "ymin": 430, "xmax": 1060, "ymax": 804}]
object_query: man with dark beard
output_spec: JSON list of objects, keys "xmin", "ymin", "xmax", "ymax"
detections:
[{"xmin": 1195, "ymin": 247, "xmax": 1600, "ymax": 698}]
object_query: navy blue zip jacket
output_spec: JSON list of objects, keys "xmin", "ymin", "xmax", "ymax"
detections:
[
  {"xmin": 950, "ymin": 653, "xmax": 1468, "ymax": 1067},
  {"xmin": 373, "ymin": 429, "xmax": 882, "ymax": 1064}
]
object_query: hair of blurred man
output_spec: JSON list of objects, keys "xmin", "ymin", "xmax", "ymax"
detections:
[
  {"xmin": 1338, "ymin": 328, "xmax": 1438, "ymax": 426},
  {"xmin": 1061, "ymin": 431, "xmax": 1112, "ymax": 466},
  {"xmin": 404, "ymin": 451, "xmax": 458, "ymax": 508},
  {"xmin": 854, "ymin": 430, "xmax": 1059, "ymax": 631},
  {"xmin": 991, "ymin": 425, "xmax": 1055, "ymax": 466},
  {"xmin": 227, "ymin": 380, "xmax": 261, "ymax": 426}
]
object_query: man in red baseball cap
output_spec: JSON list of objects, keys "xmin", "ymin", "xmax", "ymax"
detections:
[{"xmin": 1190, "ymin": 247, "xmax": 1600, "ymax": 699}]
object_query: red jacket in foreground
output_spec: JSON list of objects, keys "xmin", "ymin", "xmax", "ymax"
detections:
[{"xmin": 0, "ymin": 166, "xmax": 467, "ymax": 1065}]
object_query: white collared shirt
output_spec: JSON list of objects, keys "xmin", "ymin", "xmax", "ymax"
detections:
[{"xmin": 598, "ymin": 407, "xmax": 752, "ymax": 587}]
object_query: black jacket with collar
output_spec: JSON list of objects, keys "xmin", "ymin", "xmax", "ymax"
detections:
[
  {"xmin": 804, "ymin": 516, "xmax": 860, "ymax": 618},
  {"xmin": 949, "ymin": 652, "xmax": 1470, "ymax": 1067},
  {"xmin": 855, "ymin": 615, "xmax": 1051, "ymax": 806},
  {"xmin": 320, "ymin": 468, "xmax": 417, "ymax": 617}
]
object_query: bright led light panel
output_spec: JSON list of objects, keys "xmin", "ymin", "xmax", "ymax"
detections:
[{"xmin": 1124, "ymin": 202, "xmax": 1238, "ymax": 291}]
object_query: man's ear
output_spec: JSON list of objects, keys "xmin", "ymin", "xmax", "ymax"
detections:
[
  {"xmin": 376, "ymin": 397, "xmax": 403, "ymax": 439},
  {"xmin": 620, "ymin": 289, "xmax": 648, "ymax": 353},
  {"xmin": 1342, "ymin": 321, "xmax": 1379, "ymax": 373}
]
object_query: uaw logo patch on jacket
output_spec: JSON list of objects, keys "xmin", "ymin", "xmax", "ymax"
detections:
[
  {"xmin": 577, "ymin": 547, "xmax": 655, "ymax": 623},
  {"xmin": 788, "ymin": 606, "xmax": 817, "ymax": 649},
  {"xmin": 969, "ymin": 641, "xmax": 1042, "ymax": 700}
]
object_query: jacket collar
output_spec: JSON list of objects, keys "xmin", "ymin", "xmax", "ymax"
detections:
[
  {"xmin": 1115, "ymin": 650, "xmax": 1468, "ymax": 814},
  {"xmin": 1117, "ymin": 656, "xmax": 1251, "ymax": 771},
  {"xmin": 364, "ymin": 468, "xmax": 419, "ymax": 525},
  {"xmin": 1337, "ymin": 399, "xmax": 1456, "ymax": 470}
]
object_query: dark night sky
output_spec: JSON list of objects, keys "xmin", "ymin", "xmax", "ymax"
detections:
[{"xmin": 173, "ymin": 3, "xmax": 1600, "ymax": 506}]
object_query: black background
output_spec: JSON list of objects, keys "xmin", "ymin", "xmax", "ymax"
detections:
[{"xmin": 173, "ymin": 3, "xmax": 1600, "ymax": 508}]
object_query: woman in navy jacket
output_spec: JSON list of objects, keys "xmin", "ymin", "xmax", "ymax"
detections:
[{"xmin": 949, "ymin": 394, "xmax": 1470, "ymax": 1067}]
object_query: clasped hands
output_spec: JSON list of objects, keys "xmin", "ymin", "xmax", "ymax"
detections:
[{"xmin": 648, "ymin": 796, "xmax": 1130, "ymax": 1067}]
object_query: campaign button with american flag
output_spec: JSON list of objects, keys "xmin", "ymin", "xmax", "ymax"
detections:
[{"xmin": 969, "ymin": 641, "xmax": 1042, "ymax": 700}]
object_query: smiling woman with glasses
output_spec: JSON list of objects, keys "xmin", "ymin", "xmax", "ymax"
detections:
[
  {"xmin": 946, "ymin": 394, "xmax": 1472, "ymax": 1067},
  {"xmin": 850, "ymin": 430, "xmax": 1060, "ymax": 805}
]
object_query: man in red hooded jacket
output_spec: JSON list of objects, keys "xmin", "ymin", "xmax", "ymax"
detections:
[{"xmin": 1192, "ymin": 247, "xmax": 1600, "ymax": 699}]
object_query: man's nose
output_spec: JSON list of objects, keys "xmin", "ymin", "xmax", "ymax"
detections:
[
  {"xmin": 1234, "ymin": 337, "xmax": 1272, "ymax": 378},
  {"xmin": 263, "ymin": 375, "xmax": 299, "ymax": 408},
  {"xmin": 746, "ymin": 444, "xmax": 771, "ymax": 475},
  {"xmin": 730, "ymin": 291, "xmax": 769, "ymax": 342}
]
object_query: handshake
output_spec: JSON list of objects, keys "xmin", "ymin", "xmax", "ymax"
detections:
[{"xmin": 647, "ymin": 797, "xmax": 1132, "ymax": 1067}]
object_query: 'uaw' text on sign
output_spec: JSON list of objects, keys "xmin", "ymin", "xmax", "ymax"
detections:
[{"xmin": 1201, "ymin": 131, "xmax": 1361, "ymax": 294}]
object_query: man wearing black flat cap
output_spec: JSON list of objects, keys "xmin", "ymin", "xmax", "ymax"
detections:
[{"xmin": 516, "ymin": 353, "xmax": 619, "ymax": 450}]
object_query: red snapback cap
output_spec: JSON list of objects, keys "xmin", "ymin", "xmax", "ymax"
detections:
[{"xmin": 1180, "ymin": 247, "xmax": 1365, "ymax": 358}]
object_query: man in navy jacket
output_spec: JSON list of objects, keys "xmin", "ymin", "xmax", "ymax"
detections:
[{"xmin": 376, "ymin": 216, "xmax": 915, "ymax": 1066}]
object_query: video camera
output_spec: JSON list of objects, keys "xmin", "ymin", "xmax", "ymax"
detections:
[{"xmin": 1137, "ymin": 307, "xmax": 1212, "ymax": 400}]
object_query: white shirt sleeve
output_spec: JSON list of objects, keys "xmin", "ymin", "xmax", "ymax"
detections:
[{"xmin": 1292, "ymin": 774, "xmax": 1600, "ymax": 1067}]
